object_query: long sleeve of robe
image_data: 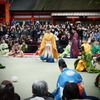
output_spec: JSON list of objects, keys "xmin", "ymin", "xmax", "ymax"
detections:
[{"xmin": 59, "ymin": 44, "xmax": 71, "ymax": 58}]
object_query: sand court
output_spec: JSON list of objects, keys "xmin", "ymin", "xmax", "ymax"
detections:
[{"xmin": 0, "ymin": 56, "xmax": 100, "ymax": 100}]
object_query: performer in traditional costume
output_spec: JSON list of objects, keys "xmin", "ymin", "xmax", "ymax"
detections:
[
  {"xmin": 91, "ymin": 39, "xmax": 100, "ymax": 56},
  {"xmin": 81, "ymin": 38, "xmax": 91, "ymax": 53},
  {"xmin": 94, "ymin": 56, "xmax": 100, "ymax": 92},
  {"xmin": 58, "ymin": 41, "xmax": 72, "ymax": 58},
  {"xmin": 70, "ymin": 28, "xmax": 79, "ymax": 58},
  {"xmin": 74, "ymin": 46, "xmax": 100, "ymax": 73},
  {"xmin": 8, "ymin": 41, "xmax": 24, "ymax": 57},
  {"xmin": 52, "ymin": 59, "xmax": 86, "ymax": 100},
  {"xmin": 39, "ymin": 27, "xmax": 58, "ymax": 62},
  {"xmin": 0, "ymin": 39, "xmax": 9, "ymax": 56}
]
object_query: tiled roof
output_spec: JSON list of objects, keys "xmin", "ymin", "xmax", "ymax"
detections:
[{"xmin": 10, "ymin": 0, "xmax": 100, "ymax": 11}]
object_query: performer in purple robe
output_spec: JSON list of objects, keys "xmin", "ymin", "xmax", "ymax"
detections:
[{"xmin": 70, "ymin": 28, "xmax": 79, "ymax": 58}]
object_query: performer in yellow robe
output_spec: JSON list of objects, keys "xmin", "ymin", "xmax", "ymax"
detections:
[
  {"xmin": 39, "ymin": 27, "xmax": 58, "ymax": 62},
  {"xmin": 81, "ymin": 39, "xmax": 91, "ymax": 53}
]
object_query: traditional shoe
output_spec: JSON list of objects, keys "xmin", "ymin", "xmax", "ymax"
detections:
[{"xmin": 0, "ymin": 63, "xmax": 5, "ymax": 69}]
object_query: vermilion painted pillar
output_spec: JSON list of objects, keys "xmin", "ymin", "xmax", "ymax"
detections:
[
  {"xmin": 93, "ymin": 18, "xmax": 96, "ymax": 25},
  {"xmin": 52, "ymin": 17, "xmax": 54, "ymax": 25},
  {"xmin": 32, "ymin": 14, "xmax": 34, "ymax": 22},
  {"xmin": 5, "ymin": 2, "xmax": 10, "ymax": 24},
  {"xmin": 72, "ymin": 18, "xmax": 75, "ymax": 24}
]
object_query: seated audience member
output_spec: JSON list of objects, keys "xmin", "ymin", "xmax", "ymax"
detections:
[
  {"xmin": 90, "ymin": 38, "xmax": 95, "ymax": 48},
  {"xmin": 0, "ymin": 39, "xmax": 9, "ymax": 56},
  {"xmin": 0, "ymin": 80, "xmax": 20, "ymax": 100},
  {"xmin": 62, "ymin": 82, "xmax": 81, "ymax": 100},
  {"xmin": 62, "ymin": 82, "xmax": 100, "ymax": 100},
  {"xmin": 91, "ymin": 39, "xmax": 100, "ymax": 56},
  {"xmin": 66, "ymin": 32, "xmax": 72, "ymax": 42},
  {"xmin": 81, "ymin": 38, "xmax": 91, "ymax": 53},
  {"xmin": 94, "ymin": 56, "xmax": 100, "ymax": 91},
  {"xmin": 58, "ymin": 35, "xmax": 68, "ymax": 53},
  {"xmin": 58, "ymin": 41, "xmax": 72, "ymax": 58},
  {"xmin": 26, "ymin": 38, "xmax": 38, "ymax": 53},
  {"xmin": 52, "ymin": 59, "xmax": 86, "ymax": 100},
  {"xmin": 24, "ymin": 80, "xmax": 54, "ymax": 100},
  {"xmin": 21, "ymin": 41, "xmax": 28, "ymax": 53},
  {"xmin": 8, "ymin": 40, "xmax": 24, "ymax": 57},
  {"xmin": 74, "ymin": 46, "xmax": 100, "ymax": 73},
  {"xmin": 88, "ymin": 33, "xmax": 94, "ymax": 44}
]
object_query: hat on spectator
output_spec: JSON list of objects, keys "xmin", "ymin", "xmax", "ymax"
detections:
[
  {"xmin": 79, "ymin": 46, "xmax": 84, "ymax": 52},
  {"xmin": 58, "ymin": 59, "xmax": 67, "ymax": 68}
]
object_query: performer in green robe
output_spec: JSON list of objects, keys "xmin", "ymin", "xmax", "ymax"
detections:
[
  {"xmin": 91, "ymin": 39, "xmax": 100, "ymax": 54},
  {"xmin": 58, "ymin": 41, "xmax": 72, "ymax": 58},
  {"xmin": 94, "ymin": 56, "xmax": 100, "ymax": 92},
  {"xmin": 74, "ymin": 46, "xmax": 100, "ymax": 73}
]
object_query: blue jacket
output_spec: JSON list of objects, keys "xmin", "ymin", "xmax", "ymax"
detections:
[{"xmin": 52, "ymin": 68, "xmax": 86, "ymax": 100}]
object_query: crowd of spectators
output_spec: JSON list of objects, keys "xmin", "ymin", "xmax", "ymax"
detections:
[{"xmin": 0, "ymin": 20, "xmax": 100, "ymax": 56}]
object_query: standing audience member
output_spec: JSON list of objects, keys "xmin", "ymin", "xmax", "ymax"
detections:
[
  {"xmin": 66, "ymin": 32, "xmax": 72, "ymax": 42},
  {"xmin": 11, "ymin": 19, "xmax": 18, "ymax": 26},
  {"xmin": 15, "ymin": 26, "xmax": 22, "ymax": 38},
  {"xmin": 24, "ymin": 80, "xmax": 54, "ymax": 100},
  {"xmin": 52, "ymin": 59, "xmax": 86, "ymax": 100}
]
